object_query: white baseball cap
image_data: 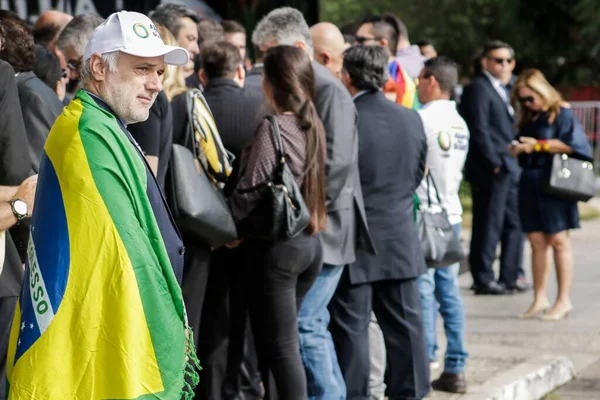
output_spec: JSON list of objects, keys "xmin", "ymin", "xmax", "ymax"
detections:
[{"xmin": 83, "ymin": 11, "xmax": 189, "ymax": 66}]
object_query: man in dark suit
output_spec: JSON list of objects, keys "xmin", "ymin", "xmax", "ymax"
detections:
[
  {"xmin": 329, "ymin": 45, "xmax": 430, "ymax": 400},
  {"xmin": 0, "ymin": 11, "xmax": 63, "ymax": 173},
  {"xmin": 0, "ymin": 58, "xmax": 36, "ymax": 400},
  {"xmin": 201, "ymin": 42, "xmax": 262, "ymax": 181},
  {"xmin": 459, "ymin": 41, "xmax": 526, "ymax": 295},
  {"xmin": 251, "ymin": 8, "xmax": 374, "ymax": 398},
  {"xmin": 243, "ymin": 45, "xmax": 264, "ymax": 97},
  {"xmin": 193, "ymin": 41, "xmax": 264, "ymax": 400}
]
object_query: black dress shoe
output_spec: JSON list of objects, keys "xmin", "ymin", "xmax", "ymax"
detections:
[
  {"xmin": 504, "ymin": 277, "xmax": 530, "ymax": 292},
  {"xmin": 432, "ymin": 372, "xmax": 467, "ymax": 394},
  {"xmin": 474, "ymin": 281, "xmax": 513, "ymax": 295}
]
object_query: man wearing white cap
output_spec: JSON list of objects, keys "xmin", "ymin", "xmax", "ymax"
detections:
[
  {"xmin": 81, "ymin": 11, "xmax": 188, "ymax": 123},
  {"xmin": 5, "ymin": 12, "xmax": 200, "ymax": 399}
]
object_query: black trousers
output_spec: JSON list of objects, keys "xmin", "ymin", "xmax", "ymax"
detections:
[
  {"xmin": 196, "ymin": 246, "xmax": 262, "ymax": 400},
  {"xmin": 195, "ymin": 247, "xmax": 233, "ymax": 400},
  {"xmin": 0, "ymin": 296, "xmax": 17, "ymax": 400},
  {"xmin": 181, "ymin": 241, "xmax": 211, "ymax": 358},
  {"xmin": 246, "ymin": 233, "xmax": 322, "ymax": 400},
  {"xmin": 329, "ymin": 269, "xmax": 430, "ymax": 400},
  {"xmin": 469, "ymin": 171, "xmax": 524, "ymax": 286}
]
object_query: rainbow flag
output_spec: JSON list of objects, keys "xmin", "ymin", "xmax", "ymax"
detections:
[
  {"xmin": 6, "ymin": 90, "xmax": 199, "ymax": 399},
  {"xmin": 388, "ymin": 59, "xmax": 420, "ymax": 110}
]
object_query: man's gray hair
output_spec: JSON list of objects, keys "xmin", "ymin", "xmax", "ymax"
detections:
[
  {"xmin": 251, "ymin": 7, "xmax": 313, "ymax": 53},
  {"xmin": 57, "ymin": 14, "xmax": 104, "ymax": 56},
  {"xmin": 80, "ymin": 51, "xmax": 119, "ymax": 86}
]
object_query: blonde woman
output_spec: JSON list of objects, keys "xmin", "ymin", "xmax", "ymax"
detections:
[
  {"xmin": 509, "ymin": 69, "xmax": 593, "ymax": 320},
  {"xmin": 156, "ymin": 24, "xmax": 188, "ymax": 101}
]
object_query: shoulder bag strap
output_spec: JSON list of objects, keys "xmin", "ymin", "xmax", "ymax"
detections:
[
  {"xmin": 237, "ymin": 116, "xmax": 285, "ymax": 194},
  {"xmin": 427, "ymin": 172, "xmax": 451, "ymax": 216},
  {"xmin": 184, "ymin": 90, "xmax": 200, "ymax": 159},
  {"xmin": 266, "ymin": 115, "xmax": 286, "ymax": 170},
  {"xmin": 425, "ymin": 171, "xmax": 433, "ymax": 207}
]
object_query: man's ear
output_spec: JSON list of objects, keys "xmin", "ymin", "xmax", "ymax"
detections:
[
  {"xmin": 89, "ymin": 53, "xmax": 107, "ymax": 82},
  {"xmin": 237, "ymin": 64, "xmax": 245, "ymax": 82},
  {"xmin": 322, "ymin": 52, "xmax": 331, "ymax": 66},
  {"xmin": 480, "ymin": 57, "xmax": 488, "ymax": 71},
  {"xmin": 380, "ymin": 38, "xmax": 389, "ymax": 53},
  {"xmin": 429, "ymin": 75, "xmax": 439, "ymax": 91},
  {"xmin": 294, "ymin": 40, "xmax": 307, "ymax": 52},
  {"xmin": 341, "ymin": 71, "xmax": 351, "ymax": 89},
  {"xmin": 199, "ymin": 69, "xmax": 207, "ymax": 86}
]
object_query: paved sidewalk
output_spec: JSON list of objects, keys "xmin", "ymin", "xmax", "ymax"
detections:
[
  {"xmin": 548, "ymin": 358, "xmax": 600, "ymax": 399},
  {"xmin": 429, "ymin": 202, "xmax": 600, "ymax": 400}
]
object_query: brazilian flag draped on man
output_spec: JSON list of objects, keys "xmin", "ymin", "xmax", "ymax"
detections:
[{"xmin": 6, "ymin": 90, "xmax": 199, "ymax": 399}]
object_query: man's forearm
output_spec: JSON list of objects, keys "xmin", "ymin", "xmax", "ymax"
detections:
[
  {"xmin": 0, "ymin": 201, "xmax": 18, "ymax": 231},
  {"xmin": 0, "ymin": 185, "xmax": 18, "ymax": 202}
]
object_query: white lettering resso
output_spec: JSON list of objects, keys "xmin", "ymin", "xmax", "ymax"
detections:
[{"xmin": 27, "ymin": 234, "xmax": 55, "ymax": 334}]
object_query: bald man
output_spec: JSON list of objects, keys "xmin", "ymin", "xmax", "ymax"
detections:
[
  {"xmin": 33, "ymin": 10, "xmax": 73, "ymax": 87},
  {"xmin": 33, "ymin": 10, "xmax": 73, "ymax": 49},
  {"xmin": 311, "ymin": 22, "xmax": 346, "ymax": 78}
]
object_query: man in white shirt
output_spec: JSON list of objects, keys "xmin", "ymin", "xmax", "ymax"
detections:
[{"xmin": 416, "ymin": 56, "xmax": 469, "ymax": 394}]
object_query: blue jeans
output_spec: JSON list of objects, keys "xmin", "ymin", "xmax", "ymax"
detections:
[
  {"xmin": 418, "ymin": 223, "xmax": 468, "ymax": 374},
  {"xmin": 298, "ymin": 263, "xmax": 346, "ymax": 400}
]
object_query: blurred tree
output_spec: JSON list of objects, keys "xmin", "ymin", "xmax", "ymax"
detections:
[{"xmin": 321, "ymin": 0, "xmax": 600, "ymax": 86}]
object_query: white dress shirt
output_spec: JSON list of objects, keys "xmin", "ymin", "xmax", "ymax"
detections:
[{"xmin": 482, "ymin": 70, "xmax": 514, "ymax": 116}]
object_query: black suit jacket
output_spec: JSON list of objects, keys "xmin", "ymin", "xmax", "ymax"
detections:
[
  {"xmin": 202, "ymin": 78, "xmax": 263, "ymax": 194},
  {"xmin": 349, "ymin": 91, "xmax": 427, "ymax": 284},
  {"xmin": 15, "ymin": 71, "xmax": 63, "ymax": 173},
  {"xmin": 459, "ymin": 74, "xmax": 520, "ymax": 186},
  {"xmin": 0, "ymin": 61, "xmax": 33, "ymax": 298},
  {"xmin": 313, "ymin": 62, "xmax": 374, "ymax": 265},
  {"xmin": 244, "ymin": 65, "xmax": 264, "ymax": 98}
]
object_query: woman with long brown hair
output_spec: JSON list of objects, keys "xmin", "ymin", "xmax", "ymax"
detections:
[
  {"xmin": 229, "ymin": 45, "xmax": 327, "ymax": 399},
  {"xmin": 509, "ymin": 69, "xmax": 593, "ymax": 320}
]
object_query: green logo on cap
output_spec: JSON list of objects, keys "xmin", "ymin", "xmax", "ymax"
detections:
[{"xmin": 133, "ymin": 23, "xmax": 149, "ymax": 39}]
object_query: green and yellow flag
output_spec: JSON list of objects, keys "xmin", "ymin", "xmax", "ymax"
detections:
[{"xmin": 6, "ymin": 90, "xmax": 199, "ymax": 399}]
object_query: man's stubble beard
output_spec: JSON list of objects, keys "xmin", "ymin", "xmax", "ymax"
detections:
[{"xmin": 105, "ymin": 73, "xmax": 153, "ymax": 125}]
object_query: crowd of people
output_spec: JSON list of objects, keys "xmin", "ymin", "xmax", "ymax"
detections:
[{"xmin": 0, "ymin": 3, "xmax": 593, "ymax": 400}]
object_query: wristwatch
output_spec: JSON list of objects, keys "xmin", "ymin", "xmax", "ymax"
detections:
[{"xmin": 9, "ymin": 199, "xmax": 28, "ymax": 222}]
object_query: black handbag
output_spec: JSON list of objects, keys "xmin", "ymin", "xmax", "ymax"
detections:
[
  {"xmin": 238, "ymin": 116, "xmax": 310, "ymax": 241},
  {"xmin": 546, "ymin": 155, "xmax": 595, "ymax": 202},
  {"xmin": 545, "ymin": 120, "xmax": 595, "ymax": 203},
  {"xmin": 416, "ymin": 173, "xmax": 465, "ymax": 268},
  {"xmin": 166, "ymin": 96, "xmax": 238, "ymax": 248}
]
